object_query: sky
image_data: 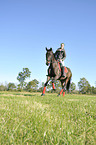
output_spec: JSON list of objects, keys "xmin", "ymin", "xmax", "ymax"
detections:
[{"xmin": 0, "ymin": 0, "xmax": 96, "ymax": 87}]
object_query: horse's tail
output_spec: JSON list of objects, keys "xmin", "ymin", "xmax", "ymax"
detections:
[{"xmin": 66, "ymin": 78, "xmax": 71, "ymax": 91}]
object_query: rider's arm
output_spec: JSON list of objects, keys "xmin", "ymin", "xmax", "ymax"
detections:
[
  {"xmin": 54, "ymin": 49, "xmax": 60, "ymax": 60},
  {"xmin": 62, "ymin": 49, "xmax": 66, "ymax": 61}
]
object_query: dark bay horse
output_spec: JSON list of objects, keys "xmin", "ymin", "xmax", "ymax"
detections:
[{"xmin": 41, "ymin": 48, "xmax": 72, "ymax": 96}]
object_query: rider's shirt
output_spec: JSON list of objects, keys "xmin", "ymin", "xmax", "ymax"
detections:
[{"xmin": 55, "ymin": 48, "xmax": 66, "ymax": 62}]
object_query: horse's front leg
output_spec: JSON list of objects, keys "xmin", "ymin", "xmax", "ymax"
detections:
[
  {"xmin": 41, "ymin": 76, "xmax": 51, "ymax": 96},
  {"xmin": 63, "ymin": 83, "xmax": 66, "ymax": 97},
  {"xmin": 58, "ymin": 81, "xmax": 66, "ymax": 97},
  {"xmin": 52, "ymin": 75, "xmax": 60, "ymax": 91},
  {"xmin": 52, "ymin": 79, "xmax": 56, "ymax": 90}
]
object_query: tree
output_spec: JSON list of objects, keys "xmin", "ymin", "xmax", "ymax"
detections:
[
  {"xmin": 54, "ymin": 80, "xmax": 61, "ymax": 89},
  {"xmin": 78, "ymin": 77, "xmax": 91, "ymax": 94},
  {"xmin": 91, "ymin": 86, "xmax": 96, "ymax": 94},
  {"xmin": 17, "ymin": 68, "xmax": 31, "ymax": 90},
  {"xmin": 7, "ymin": 83, "xmax": 16, "ymax": 91},
  {"xmin": 38, "ymin": 82, "xmax": 44, "ymax": 92},
  {"xmin": 70, "ymin": 82, "xmax": 76, "ymax": 93},
  {"xmin": 26, "ymin": 79, "xmax": 39, "ymax": 92},
  {"xmin": 86, "ymin": 83, "xmax": 91, "ymax": 94},
  {"xmin": 0, "ymin": 84, "xmax": 7, "ymax": 91}
]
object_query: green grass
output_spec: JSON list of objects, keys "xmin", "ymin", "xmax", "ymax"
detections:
[{"xmin": 0, "ymin": 92, "xmax": 96, "ymax": 145}]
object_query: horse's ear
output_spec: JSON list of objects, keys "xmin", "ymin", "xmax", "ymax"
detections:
[
  {"xmin": 50, "ymin": 48, "xmax": 52, "ymax": 51},
  {"xmin": 46, "ymin": 47, "xmax": 48, "ymax": 51}
]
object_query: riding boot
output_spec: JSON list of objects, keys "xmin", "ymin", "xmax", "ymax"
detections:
[{"xmin": 62, "ymin": 67, "xmax": 66, "ymax": 77}]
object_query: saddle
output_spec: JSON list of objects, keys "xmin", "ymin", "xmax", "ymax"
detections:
[
  {"xmin": 58, "ymin": 62, "xmax": 68, "ymax": 74},
  {"xmin": 47, "ymin": 63, "xmax": 68, "ymax": 77}
]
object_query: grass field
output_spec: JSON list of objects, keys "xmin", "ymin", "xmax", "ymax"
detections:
[{"xmin": 0, "ymin": 92, "xmax": 96, "ymax": 145}]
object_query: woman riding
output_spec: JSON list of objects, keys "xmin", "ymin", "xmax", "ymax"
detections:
[{"xmin": 55, "ymin": 43, "xmax": 66, "ymax": 77}]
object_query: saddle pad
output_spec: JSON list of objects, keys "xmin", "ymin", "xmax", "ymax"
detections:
[
  {"xmin": 64, "ymin": 66, "xmax": 68, "ymax": 73},
  {"xmin": 58, "ymin": 62, "xmax": 68, "ymax": 73}
]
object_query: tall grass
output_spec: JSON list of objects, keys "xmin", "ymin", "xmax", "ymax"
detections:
[{"xmin": 0, "ymin": 92, "xmax": 96, "ymax": 144}]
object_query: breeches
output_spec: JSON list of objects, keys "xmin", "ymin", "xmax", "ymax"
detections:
[{"xmin": 60, "ymin": 61, "xmax": 64, "ymax": 67}]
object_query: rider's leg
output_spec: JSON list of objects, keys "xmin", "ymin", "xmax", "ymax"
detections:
[
  {"xmin": 60, "ymin": 61, "xmax": 66, "ymax": 77},
  {"xmin": 62, "ymin": 67, "xmax": 65, "ymax": 77}
]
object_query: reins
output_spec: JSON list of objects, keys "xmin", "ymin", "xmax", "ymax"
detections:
[{"xmin": 47, "ymin": 52, "xmax": 59, "ymax": 64}]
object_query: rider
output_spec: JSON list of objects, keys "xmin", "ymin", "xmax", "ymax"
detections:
[{"xmin": 55, "ymin": 43, "xmax": 66, "ymax": 77}]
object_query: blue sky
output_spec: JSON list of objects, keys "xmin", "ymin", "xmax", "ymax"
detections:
[{"xmin": 0, "ymin": 0, "xmax": 96, "ymax": 87}]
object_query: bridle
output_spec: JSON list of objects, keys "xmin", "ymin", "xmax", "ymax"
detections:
[
  {"xmin": 46, "ymin": 49, "xmax": 61, "ymax": 75},
  {"xmin": 46, "ymin": 52, "xmax": 58, "ymax": 65}
]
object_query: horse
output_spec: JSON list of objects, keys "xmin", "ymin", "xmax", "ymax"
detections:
[{"xmin": 41, "ymin": 48, "xmax": 72, "ymax": 96}]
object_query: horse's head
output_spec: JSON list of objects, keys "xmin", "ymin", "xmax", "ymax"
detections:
[{"xmin": 46, "ymin": 47, "xmax": 53, "ymax": 66}]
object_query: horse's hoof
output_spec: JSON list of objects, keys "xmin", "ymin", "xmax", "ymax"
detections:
[
  {"xmin": 57, "ymin": 94, "xmax": 60, "ymax": 97},
  {"xmin": 41, "ymin": 94, "xmax": 45, "ymax": 96}
]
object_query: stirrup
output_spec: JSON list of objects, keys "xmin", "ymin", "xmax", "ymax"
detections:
[{"xmin": 62, "ymin": 73, "xmax": 66, "ymax": 77}]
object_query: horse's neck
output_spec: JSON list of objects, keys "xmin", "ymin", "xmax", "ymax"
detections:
[
  {"xmin": 51, "ymin": 53, "xmax": 60, "ymax": 76},
  {"xmin": 51, "ymin": 53, "xmax": 57, "ymax": 64}
]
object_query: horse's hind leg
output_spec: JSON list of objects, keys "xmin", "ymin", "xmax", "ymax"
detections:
[
  {"xmin": 41, "ymin": 76, "xmax": 50, "ymax": 96},
  {"xmin": 52, "ymin": 82, "xmax": 55, "ymax": 90},
  {"xmin": 63, "ymin": 78, "xmax": 69, "ymax": 97}
]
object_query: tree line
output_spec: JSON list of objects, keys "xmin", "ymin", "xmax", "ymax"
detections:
[{"xmin": 0, "ymin": 68, "xmax": 96, "ymax": 94}]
